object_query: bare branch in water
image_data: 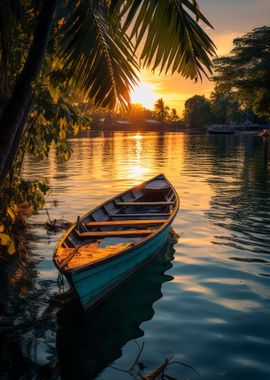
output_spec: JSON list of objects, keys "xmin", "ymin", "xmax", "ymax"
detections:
[
  {"xmin": 109, "ymin": 341, "xmax": 200, "ymax": 379},
  {"xmin": 129, "ymin": 341, "xmax": 145, "ymax": 371}
]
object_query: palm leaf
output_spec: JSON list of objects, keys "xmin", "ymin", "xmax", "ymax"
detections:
[
  {"xmin": 60, "ymin": 0, "xmax": 139, "ymax": 109},
  {"xmin": 61, "ymin": 0, "xmax": 216, "ymax": 109},
  {"xmin": 112, "ymin": 0, "xmax": 216, "ymax": 80}
]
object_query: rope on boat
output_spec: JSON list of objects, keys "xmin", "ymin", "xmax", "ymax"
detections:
[{"xmin": 57, "ymin": 271, "xmax": 65, "ymax": 292}]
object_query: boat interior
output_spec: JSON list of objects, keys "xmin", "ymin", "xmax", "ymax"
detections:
[{"xmin": 54, "ymin": 175, "xmax": 177, "ymax": 270}]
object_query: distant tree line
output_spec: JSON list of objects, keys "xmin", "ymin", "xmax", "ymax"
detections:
[
  {"xmin": 93, "ymin": 98, "xmax": 181, "ymax": 126},
  {"xmin": 184, "ymin": 26, "xmax": 270, "ymax": 128}
]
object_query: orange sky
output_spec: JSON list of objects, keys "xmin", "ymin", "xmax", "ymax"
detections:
[{"xmin": 131, "ymin": 0, "xmax": 270, "ymax": 114}]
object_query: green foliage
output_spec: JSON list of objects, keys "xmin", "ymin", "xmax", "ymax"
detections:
[
  {"xmin": 154, "ymin": 99, "xmax": 170, "ymax": 122},
  {"xmin": 169, "ymin": 108, "xmax": 180, "ymax": 123},
  {"xmin": 182, "ymin": 88, "xmax": 264, "ymax": 128},
  {"xmin": 114, "ymin": 0, "xmax": 216, "ymax": 80},
  {"xmin": 0, "ymin": 175, "xmax": 50, "ymax": 255},
  {"xmin": 60, "ymin": 0, "xmax": 139, "ymax": 109},
  {"xmin": 0, "ymin": 175, "xmax": 50, "ymax": 254},
  {"xmin": 21, "ymin": 84, "xmax": 89, "ymax": 161},
  {"xmin": 213, "ymin": 26, "xmax": 270, "ymax": 120},
  {"xmin": 0, "ymin": 1, "xmax": 40, "ymax": 101},
  {"xmin": 0, "ymin": 176, "xmax": 50, "ymax": 230},
  {"xmin": 0, "ymin": 0, "xmax": 25, "ymax": 97},
  {"xmin": 183, "ymin": 95, "xmax": 212, "ymax": 128},
  {"xmin": 0, "ymin": 232, "xmax": 16, "ymax": 255},
  {"xmin": 210, "ymin": 88, "xmax": 241, "ymax": 124}
]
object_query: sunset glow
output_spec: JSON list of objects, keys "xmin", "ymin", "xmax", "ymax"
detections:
[
  {"xmin": 132, "ymin": 1, "xmax": 270, "ymax": 114},
  {"xmin": 130, "ymin": 81, "xmax": 158, "ymax": 109}
]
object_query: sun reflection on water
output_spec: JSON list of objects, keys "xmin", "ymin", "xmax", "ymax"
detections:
[
  {"xmin": 126, "ymin": 134, "xmax": 150, "ymax": 184},
  {"xmin": 131, "ymin": 134, "xmax": 143, "ymax": 140},
  {"xmin": 127, "ymin": 165, "xmax": 149, "ymax": 183}
]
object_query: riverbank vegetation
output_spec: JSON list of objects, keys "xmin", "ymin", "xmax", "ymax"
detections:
[
  {"xmin": 91, "ymin": 99, "xmax": 182, "ymax": 130},
  {"xmin": 184, "ymin": 26, "xmax": 270, "ymax": 129},
  {"xmin": 213, "ymin": 26, "xmax": 270, "ymax": 121}
]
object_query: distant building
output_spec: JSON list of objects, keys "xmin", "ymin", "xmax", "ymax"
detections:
[{"xmin": 145, "ymin": 119, "xmax": 162, "ymax": 126}]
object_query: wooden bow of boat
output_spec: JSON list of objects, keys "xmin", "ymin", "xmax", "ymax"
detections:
[{"xmin": 53, "ymin": 174, "xmax": 179, "ymax": 310}]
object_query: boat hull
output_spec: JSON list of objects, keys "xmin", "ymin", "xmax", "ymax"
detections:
[{"xmin": 68, "ymin": 225, "xmax": 171, "ymax": 310}]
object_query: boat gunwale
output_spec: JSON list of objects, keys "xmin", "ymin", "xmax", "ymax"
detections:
[{"xmin": 53, "ymin": 173, "xmax": 179, "ymax": 274}]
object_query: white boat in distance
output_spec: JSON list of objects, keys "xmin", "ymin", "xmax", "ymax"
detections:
[{"xmin": 208, "ymin": 124, "xmax": 235, "ymax": 135}]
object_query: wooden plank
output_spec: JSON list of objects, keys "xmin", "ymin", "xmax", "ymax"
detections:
[
  {"xmin": 110, "ymin": 213, "xmax": 171, "ymax": 217},
  {"xmin": 116, "ymin": 201, "xmax": 174, "ymax": 206},
  {"xmin": 66, "ymin": 242, "xmax": 134, "ymax": 269},
  {"xmin": 75, "ymin": 229, "xmax": 154, "ymax": 238},
  {"xmin": 56, "ymin": 242, "xmax": 99, "ymax": 268},
  {"xmin": 86, "ymin": 219, "xmax": 167, "ymax": 227}
]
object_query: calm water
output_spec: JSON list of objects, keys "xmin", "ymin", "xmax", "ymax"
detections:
[{"xmin": 1, "ymin": 131, "xmax": 270, "ymax": 379}]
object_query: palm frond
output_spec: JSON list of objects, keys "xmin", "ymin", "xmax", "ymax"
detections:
[
  {"xmin": 112, "ymin": 0, "xmax": 216, "ymax": 80},
  {"xmin": 60, "ymin": 0, "xmax": 139, "ymax": 109}
]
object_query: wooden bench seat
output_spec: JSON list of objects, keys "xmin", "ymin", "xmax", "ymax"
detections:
[
  {"xmin": 110, "ymin": 212, "xmax": 171, "ymax": 218},
  {"xmin": 86, "ymin": 219, "xmax": 167, "ymax": 227},
  {"xmin": 75, "ymin": 229, "xmax": 154, "ymax": 239},
  {"xmin": 115, "ymin": 201, "xmax": 174, "ymax": 206}
]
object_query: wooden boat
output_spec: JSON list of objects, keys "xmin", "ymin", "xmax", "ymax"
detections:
[{"xmin": 53, "ymin": 174, "xmax": 179, "ymax": 310}]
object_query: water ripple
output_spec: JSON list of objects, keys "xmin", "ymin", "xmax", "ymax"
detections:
[{"xmin": 12, "ymin": 132, "xmax": 270, "ymax": 380}]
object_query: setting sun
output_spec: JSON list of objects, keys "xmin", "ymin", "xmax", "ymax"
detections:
[{"xmin": 130, "ymin": 82, "xmax": 157, "ymax": 109}]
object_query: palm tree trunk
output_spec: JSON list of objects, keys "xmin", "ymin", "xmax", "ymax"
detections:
[
  {"xmin": 0, "ymin": 33, "xmax": 8, "ymax": 97},
  {"xmin": 0, "ymin": 0, "xmax": 57, "ymax": 186}
]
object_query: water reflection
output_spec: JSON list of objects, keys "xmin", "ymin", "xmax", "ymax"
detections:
[
  {"xmin": 23, "ymin": 132, "xmax": 184, "ymax": 190},
  {"xmin": 0, "ymin": 246, "xmax": 59, "ymax": 379},
  {"xmin": 11, "ymin": 131, "xmax": 270, "ymax": 379},
  {"xmin": 56, "ymin": 241, "xmax": 175, "ymax": 380},
  {"xmin": 203, "ymin": 135, "xmax": 270, "ymax": 263},
  {"xmin": 182, "ymin": 133, "xmax": 270, "ymax": 265}
]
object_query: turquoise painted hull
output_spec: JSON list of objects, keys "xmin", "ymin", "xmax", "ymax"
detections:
[{"xmin": 69, "ymin": 225, "xmax": 171, "ymax": 310}]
